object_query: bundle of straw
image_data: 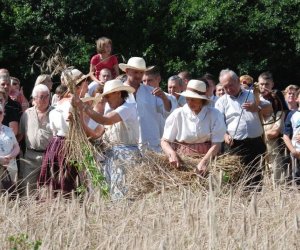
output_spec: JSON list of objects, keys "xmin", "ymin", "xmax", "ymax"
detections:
[
  {"xmin": 30, "ymin": 44, "xmax": 104, "ymax": 192},
  {"xmin": 126, "ymin": 151, "xmax": 244, "ymax": 199}
]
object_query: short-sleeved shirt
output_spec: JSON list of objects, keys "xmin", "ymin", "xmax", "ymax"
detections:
[
  {"xmin": 0, "ymin": 125, "xmax": 18, "ymax": 171},
  {"xmin": 126, "ymin": 84, "xmax": 168, "ymax": 152},
  {"xmin": 19, "ymin": 106, "xmax": 53, "ymax": 151},
  {"xmin": 163, "ymin": 104, "xmax": 226, "ymax": 143},
  {"xmin": 90, "ymin": 54, "xmax": 118, "ymax": 79},
  {"xmin": 49, "ymin": 99, "xmax": 72, "ymax": 137},
  {"xmin": 215, "ymin": 90, "xmax": 263, "ymax": 140},
  {"xmin": 3, "ymin": 97, "xmax": 22, "ymax": 126},
  {"xmin": 283, "ymin": 110, "xmax": 300, "ymax": 151},
  {"xmin": 104, "ymin": 102, "xmax": 139, "ymax": 145}
]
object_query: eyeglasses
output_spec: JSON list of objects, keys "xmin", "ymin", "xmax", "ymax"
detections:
[{"xmin": 34, "ymin": 94, "xmax": 49, "ymax": 100}]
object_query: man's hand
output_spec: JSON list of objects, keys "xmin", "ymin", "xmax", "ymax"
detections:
[
  {"xmin": 152, "ymin": 87, "xmax": 165, "ymax": 98},
  {"xmin": 224, "ymin": 133, "xmax": 233, "ymax": 146},
  {"xmin": 242, "ymin": 101, "xmax": 259, "ymax": 112}
]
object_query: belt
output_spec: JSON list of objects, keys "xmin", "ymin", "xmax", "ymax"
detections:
[
  {"xmin": 28, "ymin": 148, "xmax": 46, "ymax": 153},
  {"xmin": 234, "ymin": 136, "xmax": 262, "ymax": 143}
]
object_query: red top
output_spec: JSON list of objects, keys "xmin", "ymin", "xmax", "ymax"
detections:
[{"xmin": 90, "ymin": 54, "xmax": 118, "ymax": 79}]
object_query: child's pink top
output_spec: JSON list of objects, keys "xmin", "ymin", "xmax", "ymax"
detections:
[{"xmin": 90, "ymin": 54, "xmax": 118, "ymax": 79}]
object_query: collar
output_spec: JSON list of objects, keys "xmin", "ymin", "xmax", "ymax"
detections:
[
  {"xmin": 229, "ymin": 88, "xmax": 245, "ymax": 99},
  {"xmin": 183, "ymin": 104, "xmax": 208, "ymax": 121}
]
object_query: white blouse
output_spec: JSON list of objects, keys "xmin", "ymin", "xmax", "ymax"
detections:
[
  {"xmin": 162, "ymin": 104, "xmax": 226, "ymax": 143},
  {"xmin": 104, "ymin": 102, "xmax": 139, "ymax": 145},
  {"xmin": 49, "ymin": 99, "xmax": 72, "ymax": 137},
  {"xmin": 0, "ymin": 125, "xmax": 18, "ymax": 171}
]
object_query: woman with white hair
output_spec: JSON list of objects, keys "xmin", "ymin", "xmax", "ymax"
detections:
[
  {"xmin": 18, "ymin": 84, "xmax": 53, "ymax": 194},
  {"xmin": 161, "ymin": 79, "xmax": 226, "ymax": 174}
]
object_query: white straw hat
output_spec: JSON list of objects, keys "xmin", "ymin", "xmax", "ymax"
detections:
[
  {"xmin": 119, "ymin": 57, "xmax": 154, "ymax": 72},
  {"xmin": 102, "ymin": 79, "xmax": 135, "ymax": 96},
  {"xmin": 81, "ymin": 79, "xmax": 135, "ymax": 104},
  {"xmin": 177, "ymin": 79, "xmax": 209, "ymax": 100}
]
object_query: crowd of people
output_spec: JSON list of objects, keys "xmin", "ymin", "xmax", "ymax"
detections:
[{"xmin": 0, "ymin": 36, "xmax": 300, "ymax": 199}]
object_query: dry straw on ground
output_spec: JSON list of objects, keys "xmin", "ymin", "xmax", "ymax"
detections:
[{"xmin": 126, "ymin": 151, "xmax": 245, "ymax": 199}]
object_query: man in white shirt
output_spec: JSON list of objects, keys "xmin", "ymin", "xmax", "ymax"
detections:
[
  {"xmin": 119, "ymin": 57, "xmax": 171, "ymax": 152},
  {"xmin": 215, "ymin": 69, "xmax": 266, "ymax": 189}
]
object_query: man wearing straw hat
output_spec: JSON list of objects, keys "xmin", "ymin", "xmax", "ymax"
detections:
[
  {"xmin": 119, "ymin": 57, "xmax": 172, "ymax": 152},
  {"xmin": 215, "ymin": 69, "xmax": 266, "ymax": 190}
]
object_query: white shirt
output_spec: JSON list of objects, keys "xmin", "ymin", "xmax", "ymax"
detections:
[
  {"xmin": 0, "ymin": 125, "xmax": 18, "ymax": 171},
  {"xmin": 163, "ymin": 104, "xmax": 226, "ymax": 143},
  {"xmin": 126, "ymin": 84, "xmax": 168, "ymax": 152},
  {"xmin": 104, "ymin": 102, "xmax": 139, "ymax": 145},
  {"xmin": 88, "ymin": 81, "xmax": 101, "ymax": 96},
  {"xmin": 49, "ymin": 100, "xmax": 72, "ymax": 137},
  {"xmin": 215, "ymin": 89, "xmax": 263, "ymax": 140}
]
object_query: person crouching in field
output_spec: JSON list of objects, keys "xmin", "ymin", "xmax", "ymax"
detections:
[{"xmin": 161, "ymin": 79, "xmax": 226, "ymax": 175}]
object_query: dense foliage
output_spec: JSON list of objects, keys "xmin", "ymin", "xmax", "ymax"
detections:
[{"xmin": 1, "ymin": 0, "xmax": 300, "ymax": 94}]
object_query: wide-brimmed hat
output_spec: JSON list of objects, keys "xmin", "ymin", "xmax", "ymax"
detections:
[
  {"xmin": 64, "ymin": 69, "xmax": 91, "ymax": 86},
  {"xmin": 119, "ymin": 57, "xmax": 154, "ymax": 72},
  {"xmin": 176, "ymin": 79, "xmax": 210, "ymax": 100},
  {"xmin": 102, "ymin": 79, "xmax": 135, "ymax": 96}
]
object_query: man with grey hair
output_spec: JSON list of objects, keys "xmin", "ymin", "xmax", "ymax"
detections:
[
  {"xmin": 18, "ymin": 84, "xmax": 53, "ymax": 194},
  {"xmin": 215, "ymin": 69, "xmax": 266, "ymax": 189},
  {"xmin": 167, "ymin": 75, "xmax": 186, "ymax": 107}
]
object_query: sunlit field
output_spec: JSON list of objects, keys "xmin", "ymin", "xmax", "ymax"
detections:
[{"xmin": 1, "ymin": 154, "xmax": 300, "ymax": 250}]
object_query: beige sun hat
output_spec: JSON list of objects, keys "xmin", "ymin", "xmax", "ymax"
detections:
[
  {"xmin": 102, "ymin": 79, "xmax": 135, "ymax": 96},
  {"xmin": 81, "ymin": 79, "xmax": 135, "ymax": 104},
  {"xmin": 63, "ymin": 69, "xmax": 91, "ymax": 86},
  {"xmin": 119, "ymin": 57, "xmax": 154, "ymax": 72},
  {"xmin": 176, "ymin": 79, "xmax": 210, "ymax": 100}
]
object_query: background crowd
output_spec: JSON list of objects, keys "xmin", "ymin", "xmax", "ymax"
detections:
[{"xmin": 0, "ymin": 37, "xmax": 299, "ymax": 199}]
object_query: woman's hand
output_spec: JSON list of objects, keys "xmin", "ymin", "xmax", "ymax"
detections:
[
  {"xmin": 71, "ymin": 95, "xmax": 84, "ymax": 110},
  {"xmin": 0, "ymin": 156, "xmax": 11, "ymax": 166},
  {"xmin": 168, "ymin": 151, "xmax": 180, "ymax": 168},
  {"xmin": 295, "ymin": 133, "xmax": 300, "ymax": 143},
  {"xmin": 196, "ymin": 160, "xmax": 208, "ymax": 176}
]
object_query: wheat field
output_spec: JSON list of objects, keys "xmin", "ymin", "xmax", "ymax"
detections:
[
  {"xmin": 1, "ymin": 175, "xmax": 300, "ymax": 249},
  {"xmin": 1, "ymin": 152, "xmax": 300, "ymax": 250}
]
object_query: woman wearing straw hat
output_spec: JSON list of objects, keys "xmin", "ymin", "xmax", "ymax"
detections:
[
  {"xmin": 75, "ymin": 79, "xmax": 140, "ymax": 200},
  {"xmin": 38, "ymin": 69, "xmax": 104, "ymax": 195},
  {"xmin": 161, "ymin": 79, "xmax": 226, "ymax": 174}
]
